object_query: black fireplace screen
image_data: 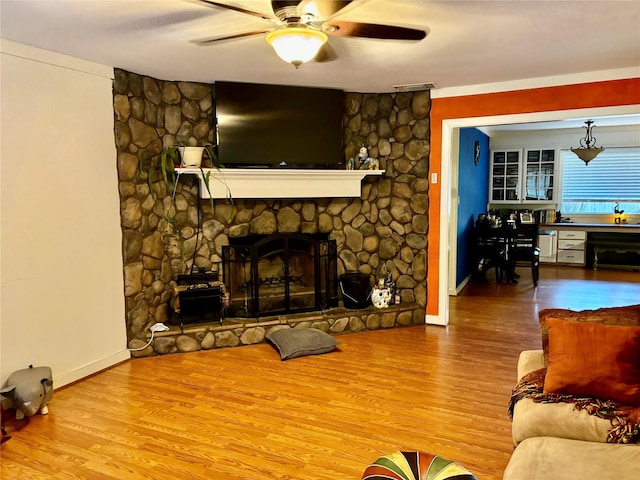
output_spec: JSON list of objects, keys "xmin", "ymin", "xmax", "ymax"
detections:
[{"xmin": 222, "ymin": 233, "xmax": 338, "ymax": 318}]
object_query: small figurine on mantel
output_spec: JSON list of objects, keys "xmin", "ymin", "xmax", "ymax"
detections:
[
  {"xmin": 357, "ymin": 146, "xmax": 369, "ymax": 166},
  {"xmin": 346, "ymin": 157, "xmax": 355, "ymax": 170},
  {"xmin": 363, "ymin": 157, "xmax": 379, "ymax": 170},
  {"xmin": 357, "ymin": 146, "xmax": 380, "ymax": 170}
]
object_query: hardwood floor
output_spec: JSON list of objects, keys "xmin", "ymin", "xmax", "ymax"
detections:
[{"xmin": 2, "ymin": 266, "xmax": 638, "ymax": 479}]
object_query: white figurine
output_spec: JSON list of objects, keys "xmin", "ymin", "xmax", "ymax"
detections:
[
  {"xmin": 372, "ymin": 282, "xmax": 391, "ymax": 308},
  {"xmin": 357, "ymin": 147, "xmax": 368, "ymax": 167}
]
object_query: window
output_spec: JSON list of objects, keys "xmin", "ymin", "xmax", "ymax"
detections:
[{"xmin": 561, "ymin": 147, "xmax": 640, "ymax": 214}]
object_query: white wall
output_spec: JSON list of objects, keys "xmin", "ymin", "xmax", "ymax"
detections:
[{"xmin": 1, "ymin": 40, "xmax": 129, "ymax": 388}]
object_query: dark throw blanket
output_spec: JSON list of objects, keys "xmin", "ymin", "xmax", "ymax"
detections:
[{"xmin": 508, "ymin": 368, "xmax": 640, "ymax": 444}]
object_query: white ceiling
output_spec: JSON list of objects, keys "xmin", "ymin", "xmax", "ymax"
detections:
[
  {"xmin": 480, "ymin": 113, "xmax": 640, "ymax": 134},
  {"xmin": 1, "ymin": 0, "xmax": 639, "ymax": 94}
]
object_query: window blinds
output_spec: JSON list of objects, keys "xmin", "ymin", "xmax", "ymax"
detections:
[{"xmin": 561, "ymin": 147, "xmax": 640, "ymax": 213}]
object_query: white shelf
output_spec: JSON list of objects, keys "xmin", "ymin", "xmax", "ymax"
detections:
[{"xmin": 175, "ymin": 168, "xmax": 384, "ymax": 199}]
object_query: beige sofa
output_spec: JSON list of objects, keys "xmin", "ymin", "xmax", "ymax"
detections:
[{"xmin": 503, "ymin": 305, "xmax": 640, "ymax": 480}]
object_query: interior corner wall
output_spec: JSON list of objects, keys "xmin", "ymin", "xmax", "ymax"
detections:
[
  {"xmin": 0, "ymin": 41, "xmax": 129, "ymax": 388},
  {"xmin": 456, "ymin": 128, "xmax": 489, "ymax": 287}
]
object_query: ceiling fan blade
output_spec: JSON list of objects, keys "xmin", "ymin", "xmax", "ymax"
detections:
[
  {"xmin": 323, "ymin": 21, "xmax": 426, "ymax": 40},
  {"xmin": 297, "ymin": 1, "xmax": 353, "ymax": 19},
  {"xmin": 313, "ymin": 42, "xmax": 338, "ymax": 63},
  {"xmin": 198, "ymin": 0, "xmax": 273, "ymax": 21},
  {"xmin": 192, "ymin": 29, "xmax": 273, "ymax": 45}
]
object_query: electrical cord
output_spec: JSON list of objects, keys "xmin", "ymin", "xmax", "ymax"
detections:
[{"xmin": 127, "ymin": 330, "xmax": 155, "ymax": 351}]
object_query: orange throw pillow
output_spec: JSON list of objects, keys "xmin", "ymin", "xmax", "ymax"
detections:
[
  {"xmin": 544, "ymin": 317, "xmax": 640, "ymax": 406},
  {"xmin": 538, "ymin": 304, "xmax": 640, "ymax": 366}
]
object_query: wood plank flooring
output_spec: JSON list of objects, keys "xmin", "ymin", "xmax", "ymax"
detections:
[{"xmin": 2, "ymin": 266, "xmax": 638, "ymax": 479}]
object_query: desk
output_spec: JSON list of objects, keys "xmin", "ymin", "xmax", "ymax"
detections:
[
  {"xmin": 541, "ymin": 223, "xmax": 640, "ymax": 233},
  {"xmin": 589, "ymin": 234, "xmax": 640, "ymax": 270},
  {"xmin": 541, "ymin": 224, "xmax": 640, "ymax": 270}
]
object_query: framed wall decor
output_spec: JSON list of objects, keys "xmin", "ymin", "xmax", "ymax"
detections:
[
  {"xmin": 474, "ymin": 140, "xmax": 480, "ymax": 166},
  {"xmin": 519, "ymin": 212, "xmax": 534, "ymax": 224}
]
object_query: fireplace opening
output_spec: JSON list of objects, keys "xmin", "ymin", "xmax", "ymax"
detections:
[{"xmin": 222, "ymin": 233, "xmax": 338, "ymax": 318}]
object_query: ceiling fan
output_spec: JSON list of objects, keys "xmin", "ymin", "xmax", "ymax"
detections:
[{"xmin": 192, "ymin": 0, "xmax": 427, "ymax": 68}]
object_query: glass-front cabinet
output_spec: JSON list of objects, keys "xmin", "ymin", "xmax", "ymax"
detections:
[
  {"xmin": 490, "ymin": 148, "xmax": 555, "ymax": 203},
  {"xmin": 490, "ymin": 149, "xmax": 521, "ymax": 202},
  {"xmin": 524, "ymin": 149, "xmax": 555, "ymax": 201}
]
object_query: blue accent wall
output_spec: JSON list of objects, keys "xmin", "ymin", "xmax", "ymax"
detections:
[{"xmin": 456, "ymin": 128, "xmax": 490, "ymax": 288}]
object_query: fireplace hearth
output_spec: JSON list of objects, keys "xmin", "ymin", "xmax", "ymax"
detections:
[{"xmin": 222, "ymin": 233, "xmax": 338, "ymax": 318}]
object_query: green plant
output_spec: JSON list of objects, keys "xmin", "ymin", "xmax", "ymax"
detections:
[
  {"xmin": 141, "ymin": 143, "xmax": 235, "ymax": 224},
  {"xmin": 170, "ymin": 144, "xmax": 235, "ymax": 223},
  {"xmin": 139, "ymin": 146, "xmax": 178, "ymax": 198}
]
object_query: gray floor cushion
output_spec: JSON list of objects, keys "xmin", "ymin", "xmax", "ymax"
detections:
[{"xmin": 266, "ymin": 328, "xmax": 339, "ymax": 360}]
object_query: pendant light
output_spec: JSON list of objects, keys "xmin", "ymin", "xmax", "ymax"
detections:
[{"xmin": 570, "ymin": 120, "xmax": 605, "ymax": 165}]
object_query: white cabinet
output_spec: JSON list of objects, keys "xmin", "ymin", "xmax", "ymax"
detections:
[
  {"xmin": 490, "ymin": 148, "xmax": 556, "ymax": 204},
  {"xmin": 556, "ymin": 230, "xmax": 586, "ymax": 265},
  {"xmin": 538, "ymin": 231, "xmax": 557, "ymax": 263},
  {"xmin": 490, "ymin": 149, "xmax": 521, "ymax": 202},
  {"xmin": 523, "ymin": 149, "xmax": 555, "ymax": 202}
]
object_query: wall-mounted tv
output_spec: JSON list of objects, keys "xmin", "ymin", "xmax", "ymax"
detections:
[{"xmin": 214, "ymin": 81, "xmax": 344, "ymax": 169}]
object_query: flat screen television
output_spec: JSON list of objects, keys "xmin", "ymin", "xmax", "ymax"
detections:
[{"xmin": 214, "ymin": 81, "xmax": 344, "ymax": 169}]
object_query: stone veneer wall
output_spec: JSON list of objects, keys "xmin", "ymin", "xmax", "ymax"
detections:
[{"xmin": 113, "ymin": 68, "xmax": 430, "ymax": 357}]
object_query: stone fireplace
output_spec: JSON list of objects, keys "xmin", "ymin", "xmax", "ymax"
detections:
[
  {"xmin": 222, "ymin": 233, "xmax": 338, "ymax": 318},
  {"xmin": 113, "ymin": 69, "xmax": 430, "ymax": 357}
]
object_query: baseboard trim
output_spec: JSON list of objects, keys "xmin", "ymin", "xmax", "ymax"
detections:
[
  {"xmin": 425, "ymin": 313, "xmax": 448, "ymax": 326},
  {"xmin": 450, "ymin": 274, "xmax": 471, "ymax": 296},
  {"xmin": 53, "ymin": 350, "xmax": 131, "ymax": 389}
]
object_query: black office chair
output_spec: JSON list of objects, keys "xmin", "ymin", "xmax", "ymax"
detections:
[{"xmin": 510, "ymin": 223, "xmax": 541, "ymax": 286}]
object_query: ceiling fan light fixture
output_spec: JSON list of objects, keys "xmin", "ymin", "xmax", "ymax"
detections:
[
  {"xmin": 570, "ymin": 120, "xmax": 605, "ymax": 165},
  {"xmin": 266, "ymin": 27, "xmax": 328, "ymax": 68}
]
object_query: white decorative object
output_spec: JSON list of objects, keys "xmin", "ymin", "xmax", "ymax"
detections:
[
  {"xmin": 371, "ymin": 286, "xmax": 391, "ymax": 308},
  {"xmin": 357, "ymin": 146, "xmax": 379, "ymax": 170},
  {"xmin": 357, "ymin": 146, "xmax": 368, "ymax": 165}
]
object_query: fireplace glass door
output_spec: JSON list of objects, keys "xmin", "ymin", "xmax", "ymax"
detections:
[{"xmin": 222, "ymin": 234, "xmax": 337, "ymax": 318}]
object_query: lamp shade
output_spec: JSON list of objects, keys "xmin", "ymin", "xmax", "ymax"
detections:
[
  {"xmin": 570, "ymin": 147, "xmax": 604, "ymax": 165},
  {"xmin": 570, "ymin": 120, "xmax": 605, "ymax": 165},
  {"xmin": 266, "ymin": 27, "xmax": 327, "ymax": 67}
]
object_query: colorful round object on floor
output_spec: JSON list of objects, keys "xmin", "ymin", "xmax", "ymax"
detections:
[{"xmin": 362, "ymin": 451, "xmax": 477, "ymax": 480}]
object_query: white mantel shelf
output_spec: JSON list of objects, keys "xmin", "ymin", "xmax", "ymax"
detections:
[{"xmin": 175, "ymin": 168, "xmax": 385, "ymax": 199}]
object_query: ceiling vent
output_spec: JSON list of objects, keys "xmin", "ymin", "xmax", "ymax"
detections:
[{"xmin": 393, "ymin": 82, "xmax": 437, "ymax": 92}]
